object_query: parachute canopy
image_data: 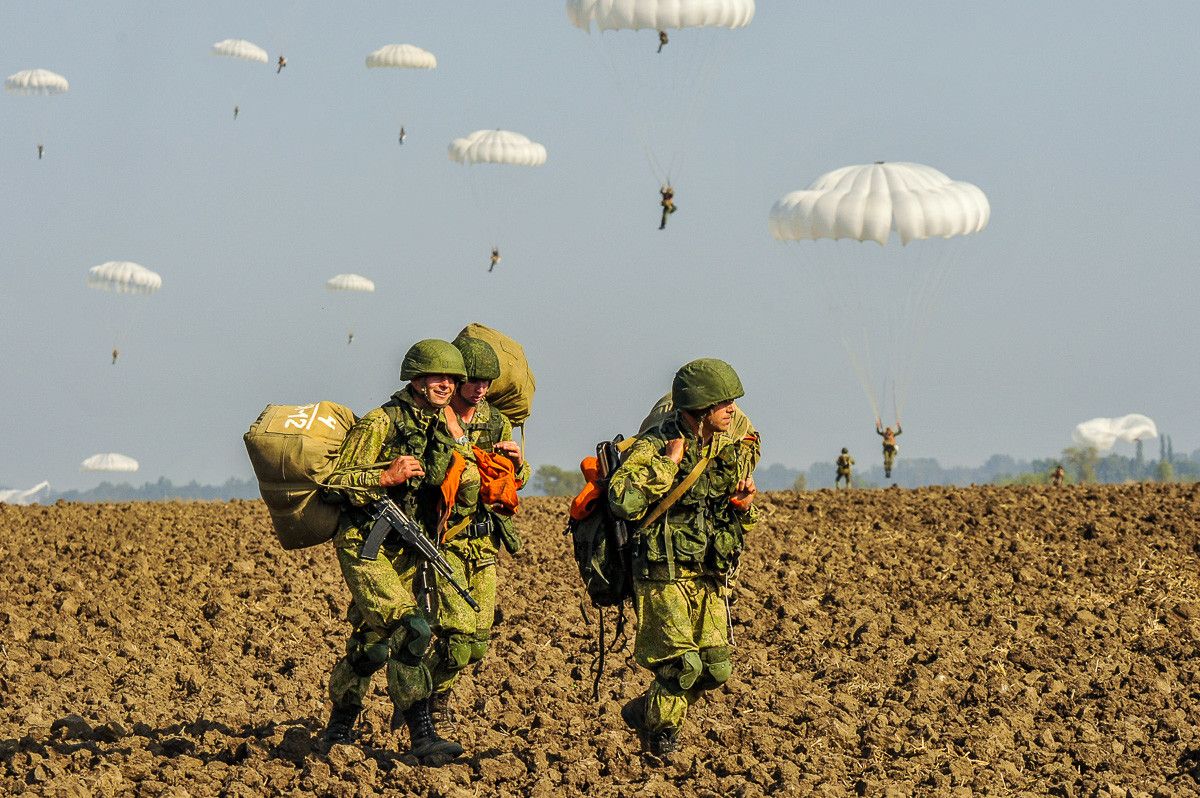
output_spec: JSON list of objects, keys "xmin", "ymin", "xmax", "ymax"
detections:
[
  {"xmin": 325, "ymin": 274, "xmax": 375, "ymax": 293},
  {"xmin": 81, "ymin": 453, "xmax": 139, "ymax": 473},
  {"xmin": 566, "ymin": 0, "xmax": 756, "ymax": 31},
  {"xmin": 1072, "ymin": 415, "xmax": 1158, "ymax": 452},
  {"xmin": 366, "ymin": 44, "xmax": 437, "ymax": 69},
  {"xmin": 211, "ymin": 39, "xmax": 269, "ymax": 64},
  {"xmin": 448, "ymin": 130, "xmax": 547, "ymax": 167},
  {"xmin": 5, "ymin": 69, "xmax": 69, "ymax": 95},
  {"xmin": 769, "ymin": 162, "xmax": 990, "ymax": 246},
  {"xmin": 86, "ymin": 262, "xmax": 162, "ymax": 295},
  {"xmin": 0, "ymin": 481, "xmax": 50, "ymax": 505}
]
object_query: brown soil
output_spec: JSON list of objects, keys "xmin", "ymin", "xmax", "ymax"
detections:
[{"xmin": 2, "ymin": 484, "xmax": 1199, "ymax": 796}]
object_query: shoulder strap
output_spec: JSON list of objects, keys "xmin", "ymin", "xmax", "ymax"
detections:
[{"xmin": 639, "ymin": 452, "xmax": 713, "ymax": 530}]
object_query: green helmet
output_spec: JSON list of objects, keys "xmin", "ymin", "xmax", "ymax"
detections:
[
  {"xmin": 452, "ymin": 336, "xmax": 501, "ymax": 382},
  {"xmin": 400, "ymin": 339, "xmax": 467, "ymax": 381},
  {"xmin": 671, "ymin": 358, "xmax": 744, "ymax": 411}
]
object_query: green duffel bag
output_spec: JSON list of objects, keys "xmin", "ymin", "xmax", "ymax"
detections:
[
  {"xmin": 243, "ymin": 401, "xmax": 357, "ymax": 550},
  {"xmin": 456, "ymin": 323, "xmax": 535, "ymax": 426}
]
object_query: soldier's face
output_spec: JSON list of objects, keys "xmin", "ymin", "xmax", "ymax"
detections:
[
  {"xmin": 458, "ymin": 378, "xmax": 491, "ymax": 407},
  {"xmin": 703, "ymin": 400, "xmax": 736, "ymax": 433},
  {"xmin": 413, "ymin": 374, "xmax": 457, "ymax": 407}
]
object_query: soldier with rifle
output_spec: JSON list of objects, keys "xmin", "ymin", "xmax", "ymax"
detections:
[
  {"xmin": 319, "ymin": 339, "xmax": 474, "ymax": 763},
  {"xmin": 608, "ymin": 359, "xmax": 760, "ymax": 755}
]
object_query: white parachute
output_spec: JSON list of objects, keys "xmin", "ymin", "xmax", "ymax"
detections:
[
  {"xmin": 448, "ymin": 130, "xmax": 548, "ymax": 167},
  {"xmin": 1072, "ymin": 415, "xmax": 1158, "ymax": 452},
  {"xmin": 770, "ymin": 162, "xmax": 990, "ymax": 422},
  {"xmin": 211, "ymin": 39, "xmax": 269, "ymax": 64},
  {"xmin": 366, "ymin": 44, "xmax": 437, "ymax": 70},
  {"xmin": 86, "ymin": 262, "xmax": 163, "ymax": 295},
  {"xmin": 325, "ymin": 274, "xmax": 375, "ymax": 292},
  {"xmin": 4, "ymin": 69, "xmax": 70, "ymax": 95},
  {"xmin": 567, "ymin": 0, "xmax": 754, "ymax": 191},
  {"xmin": 81, "ymin": 453, "xmax": 139, "ymax": 473},
  {"xmin": 0, "ymin": 481, "xmax": 51, "ymax": 505}
]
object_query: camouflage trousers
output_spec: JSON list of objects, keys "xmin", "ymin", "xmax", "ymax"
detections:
[
  {"xmin": 882, "ymin": 445, "xmax": 897, "ymax": 474},
  {"xmin": 425, "ymin": 546, "xmax": 498, "ymax": 697},
  {"xmin": 327, "ymin": 545, "xmax": 433, "ymax": 715},
  {"xmin": 633, "ymin": 572, "xmax": 733, "ymax": 734}
]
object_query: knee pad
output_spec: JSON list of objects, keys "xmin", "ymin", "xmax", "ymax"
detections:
[
  {"xmin": 655, "ymin": 651, "xmax": 704, "ymax": 693},
  {"xmin": 346, "ymin": 630, "xmax": 390, "ymax": 677},
  {"xmin": 469, "ymin": 630, "xmax": 490, "ymax": 664},
  {"xmin": 442, "ymin": 632, "xmax": 473, "ymax": 671},
  {"xmin": 700, "ymin": 646, "xmax": 732, "ymax": 688},
  {"xmin": 389, "ymin": 614, "xmax": 432, "ymax": 667}
]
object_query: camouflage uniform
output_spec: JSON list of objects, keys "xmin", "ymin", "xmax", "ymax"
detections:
[
  {"xmin": 322, "ymin": 387, "xmax": 457, "ymax": 726},
  {"xmin": 425, "ymin": 400, "xmax": 530, "ymax": 697},
  {"xmin": 878, "ymin": 425, "xmax": 902, "ymax": 477},
  {"xmin": 835, "ymin": 450, "xmax": 854, "ymax": 488},
  {"xmin": 609, "ymin": 406, "xmax": 759, "ymax": 747}
]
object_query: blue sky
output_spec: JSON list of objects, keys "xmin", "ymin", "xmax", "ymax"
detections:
[{"xmin": 2, "ymin": 2, "xmax": 1197, "ymax": 490}]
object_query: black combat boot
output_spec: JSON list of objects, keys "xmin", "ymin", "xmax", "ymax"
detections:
[
  {"xmin": 395, "ymin": 698, "xmax": 464, "ymax": 762},
  {"xmin": 649, "ymin": 725, "xmax": 680, "ymax": 755},
  {"xmin": 320, "ymin": 705, "xmax": 360, "ymax": 748}
]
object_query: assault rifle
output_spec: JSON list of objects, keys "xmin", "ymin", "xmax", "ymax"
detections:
[{"xmin": 360, "ymin": 496, "xmax": 479, "ymax": 611}]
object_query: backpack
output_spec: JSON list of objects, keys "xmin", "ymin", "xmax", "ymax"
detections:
[
  {"xmin": 243, "ymin": 401, "xmax": 357, "ymax": 550},
  {"xmin": 456, "ymin": 323, "xmax": 535, "ymax": 426}
]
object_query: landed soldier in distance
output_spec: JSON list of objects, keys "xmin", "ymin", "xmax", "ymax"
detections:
[
  {"xmin": 424, "ymin": 337, "xmax": 530, "ymax": 726},
  {"xmin": 658, "ymin": 30, "xmax": 669, "ymax": 53},
  {"xmin": 876, "ymin": 419, "xmax": 902, "ymax": 479},
  {"xmin": 1052, "ymin": 464, "xmax": 1065, "ymax": 487},
  {"xmin": 835, "ymin": 447, "xmax": 854, "ymax": 489},
  {"xmin": 319, "ymin": 339, "xmax": 470, "ymax": 764},
  {"xmin": 658, "ymin": 186, "xmax": 676, "ymax": 230},
  {"xmin": 611, "ymin": 358, "xmax": 759, "ymax": 756}
]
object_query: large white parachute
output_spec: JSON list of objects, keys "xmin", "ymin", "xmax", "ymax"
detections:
[
  {"xmin": 366, "ymin": 44, "xmax": 437, "ymax": 69},
  {"xmin": 81, "ymin": 453, "xmax": 139, "ymax": 472},
  {"xmin": 325, "ymin": 274, "xmax": 375, "ymax": 293},
  {"xmin": 769, "ymin": 162, "xmax": 991, "ymax": 246},
  {"xmin": 86, "ymin": 262, "xmax": 162, "ymax": 295},
  {"xmin": 448, "ymin": 130, "xmax": 548, "ymax": 167},
  {"xmin": 1072, "ymin": 415, "xmax": 1158, "ymax": 452},
  {"xmin": 211, "ymin": 39, "xmax": 269, "ymax": 64},
  {"xmin": 0, "ymin": 481, "xmax": 50, "ymax": 505},
  {"xmin": 5, "ymin": 69, "xmax": 69, "ymax": 95},
  {"xmin": 567, "ymin": 0, "xmax": 756, "ymax": 31}
]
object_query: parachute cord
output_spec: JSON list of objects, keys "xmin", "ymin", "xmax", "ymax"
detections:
[
  {"xmin": 590, "ymin": 33, "xmax": 669, "ymax": 185},
  {"xmin": 663, "ymin": 32, "xmax": 733, "ymax": 185}
]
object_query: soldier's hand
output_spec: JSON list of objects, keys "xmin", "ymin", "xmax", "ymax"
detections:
[
  {"xmin": 664, "ymin": 438, "xmax": 685, "ymax": 464},
  {"xmin": 493, "ymin": 440, "xmax": 523, "ymax": 467},
  {"xmin": 379, "ymin": 456, "xmax": 424, "ymax": 487},
  {"xmin": 731, "ymin": 476, "xmax": 757, "ymax": 508}
]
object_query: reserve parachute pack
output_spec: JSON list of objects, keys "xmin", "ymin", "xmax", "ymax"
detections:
[
  {"xmin": 243, "ymin": 401, "xmax": 357, "ymax": 550},
  {"xmin": 456, "ymin": 323, "xmax": 535, "ymax": 426}
]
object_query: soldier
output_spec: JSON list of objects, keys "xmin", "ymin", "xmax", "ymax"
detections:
[
  {"xmin": 37, "ymin": 144, "xmax": 44, "ymax": 160},
  {"xmin": 835, "ymin": 447, "xmax": 854, "ymax": 489},
  {"xmin": 658, "ymin": 30, "xmax": 669, "ymax": 53},
  {"xmin": 610, "ymin": 358, "xmax": 759, "ymax": 755},
  {"xmin": 658, "ymin": 185, "xmax": 676, "ymax": 230},
  {"xmin": 1052, "ymin": 463, "xmax": 1065, "ymax": 487},
  {"xmin": 277, "ymin": 55, "xmax": 287, "ymax": 74},
  {"xmin": 233, "ymin": 105, "xmax": 239, "ymax": 120},
  {"xmin": 424, "ymin": 337, "xmax": 529, "ymax": 724},
  {"xmin": 111, "ymin": 348, "xmax": 119, "ymax": 365},
  {"xmin": 399, "ymin": 126, "xmax": 407, "ymax": 145},
  {"xmin": 319, "ymin": 339, "xmax": 469, "ymax": 763},
  {"xmin": 489, "ymin": 248, "xmax": 501, "ymax": 273},
  {"xmin": 876, "ymin": 419, "xmax": 902, "ymax": 479}
]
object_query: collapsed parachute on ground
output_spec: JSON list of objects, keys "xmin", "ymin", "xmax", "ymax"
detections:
[
  {"xmin": 566, "ymin": 0, "xmax": 756, "ymax": 31},
  {"xmin": 1072, "ymin": 415, "xmax": 1158, "ymax": 452},
  {"xmin": 0, "ymin": 481, "xmax": 50, "ymax": 505},
  {"xmin": 769, "ymin": 162, "xmax": 991, "ymax": 246},
  {"xmin": 4, "ymin": 69, "xmax": 69, "ymax": 95},
  {"xmin": 366, "ymin": 44, "xmax": 437, "ymax": 69},
  {"xmin": 449, "ymin": 130, "xmax": 547, "ymax": 167},
  {"xmin": 86, "ymin": 262, "xmax": 162, "ymax": 295},
  {"xmin": 81, "ymin": 453, "xmax": 139, "ymax": 473},
  {"xmin": 325, "ymin": 274, "xmax": 375, "ymax": 293},
  {"xmin": 211, "ymin": 39, "xmax": 269, "ymax": 64}
]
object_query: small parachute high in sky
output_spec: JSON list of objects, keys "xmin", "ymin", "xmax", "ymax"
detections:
[
  {"xmin": 566, "ymin": 0, "xmax": 756, "ymax": 31},
  {"xmin": 80, "ymin": 453, "xmax": 139, "ymax": 472},
  {"xmin": 211, "ymin": 39, "xmax": 269, "ymax": 64},
  {"xmin": 448, "ymin": 130, "xmax": 548, "ymax": 167},
  {"xmin": 450, "ymin": 130, "xmax": 547, "ymax": 265},
  {"xmin": 5, "ymin": 69, "xmax": 70, "ymax": 95},
  {"xmin": 366, "ymin": 44, "xmax": 437, "ymax": 70},
  {"xmin": 325, "ymin": 274, "xmax": 375, "ymax": 343},
  {"xmin": 770, "ymin": 162, "xmax": 990, "ymax": 422},
  {"xmin": 86, "ymin": 261, "xmax": 163, "ymax": 294},
  {"xmin": 1072, "ymin": 414, "xmax": 1158, "ymax": 452}
]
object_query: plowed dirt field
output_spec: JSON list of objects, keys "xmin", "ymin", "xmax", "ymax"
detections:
[{"xmin": 3, "ymin": 484, "xmax": 1200, "ymax": 796}]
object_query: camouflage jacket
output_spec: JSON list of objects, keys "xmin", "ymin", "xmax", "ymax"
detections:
[
  {"xmin": 324, "ymin": 387, "xmax": 456, "ymax": 549},
  {"xmin": 608, "ymin": 410, "xmax": 759, "ymax": 579}
]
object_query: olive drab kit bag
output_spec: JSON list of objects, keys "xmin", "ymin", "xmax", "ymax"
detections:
[
  {"xmin": 456, "ymin": 323, "xmax": 535, "ymax": 427},
  {"xmin": 243, "ymin": 401, "xmax": 357, "ymax": 550}
]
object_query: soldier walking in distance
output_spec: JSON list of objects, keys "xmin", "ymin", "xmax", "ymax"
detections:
[
  {"xmin": 835, "ymin": 447, "xmax": 854, "ymax": 489},
  {"xmin": 611, "ymin": 359, "xmax": 760, "ymax": 755},
  {"xmin": 1052, "ymin": 463, "xmax": 1065, "ymax": 487},
  {"xmin": 424, "ymin": 337, "xmax": 529, "ymax": 726},
  {"xmin": 876, "ymin": 419, "xmax": 902, "ymax": 479},
  {"xmin": 319, "ymin": 339, "xmax": 469, "ymax": 764}
]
